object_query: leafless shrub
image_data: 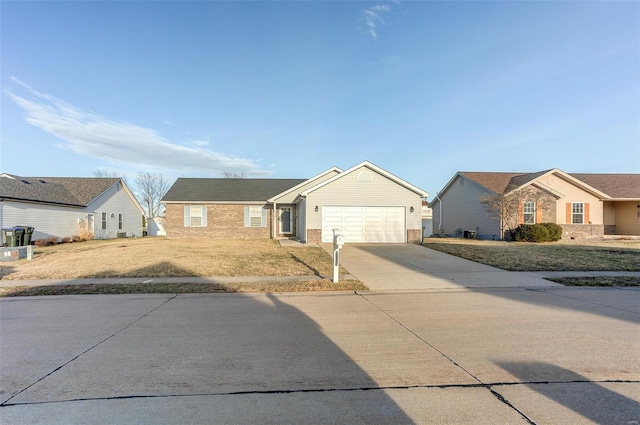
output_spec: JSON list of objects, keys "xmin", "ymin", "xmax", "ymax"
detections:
[{"xmin": 75, "ymin": 219, "xmax": 94, "ymax": 242}]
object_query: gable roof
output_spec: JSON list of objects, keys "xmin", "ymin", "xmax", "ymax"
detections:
[
  {"xmin": 569, "ymin": 174, "xmax": 640, "ymax": 199},
  {"xmin": 0, "ymin": 174, "xmax": 122, "ymax": 207},
  {"xmin": 300, "ymin": 161, "xmax": 429, "ymax": 197},
  {"xmin": 445, "ymin": 170, "xmax": 639, "ymax": 200},
  {"xmin": 162, "ymin": 178, "xmax": 307, "ymax": 203},
  {"xmin": 267, "ymin": 167, "xmax": 342, "ymax": 203}
]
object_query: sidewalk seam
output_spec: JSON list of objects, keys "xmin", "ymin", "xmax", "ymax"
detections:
[{"xmin": 0, "ymin": 294, "xmax": 178, "ymax": 406}]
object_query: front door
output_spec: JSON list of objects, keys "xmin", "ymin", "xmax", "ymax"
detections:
[{"xmin": 279, "ymin": 207, "xmax": 293, "ymax": 235}]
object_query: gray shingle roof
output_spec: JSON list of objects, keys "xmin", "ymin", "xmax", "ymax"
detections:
[
  {"xmin": 0, "ymin": 175, "xmax": 120, "ymax": 207},
  {"xmin": 162, "ymin": 178, "xmax": 307, "ymax": 202}
]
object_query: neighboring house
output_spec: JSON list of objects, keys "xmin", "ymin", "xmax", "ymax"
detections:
[
  {"xmin": 0, "ymin": 174, "xmax": 145, "ymax": 242},
  {"xmin": 431, "ymin": 169, "xmax": 640, "ymax": 239},
  {"xmin": 146, "ymin": 217, "xmax": 167, "ymax": 237},
  {"xmin": 421, "ymin": 200, "xmax": 433, "ymax": 238},
  {"xmin": 162, "ymin": 161, "xmax": 429, "ymax": 244}
]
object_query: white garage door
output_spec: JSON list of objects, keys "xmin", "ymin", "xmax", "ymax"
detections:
[{"xmin": 322, "ymin": 206, "xmax": 406, "ymax": 243}]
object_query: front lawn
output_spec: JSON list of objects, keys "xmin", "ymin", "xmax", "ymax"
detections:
[
  {"xmin": 0, "ymin": 238, "xmax": 346, "ymax": 280},
  {"xmin": 422, "ymin": 238, "xmax": 640, "ymax": 271}
]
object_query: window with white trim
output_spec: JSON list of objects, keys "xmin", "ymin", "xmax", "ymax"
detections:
[
  {"xmin": 244, "ymin": 206, "xmax": 267, "ymax": 227},
  {"xmin": 184, "ymin": 206, "xmax": 207, "ymax": 227},
  {"xmin": 118, "ymin": 214, "xmax": 123, "ymax": 230},
  {"xmin": 250, "ymin": 206, "xmax": 262, "ymax": 227},
  {"xmin": 572, "ymin": 202, "xmax": 584, "ymax": 224},
  {"xmin": 101, "ymin": 212, "xmax": 107, "ymax": 230},
  {"xmin": 523, "ymin": 201, "xmax": 536, "ymax": 224}
]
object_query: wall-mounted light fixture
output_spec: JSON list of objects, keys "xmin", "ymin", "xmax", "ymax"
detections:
[
  {"xmin": 410, "ymin": 206, "xmax": 414, "ymax": 213},
  {"xmin": 315, "ymin": 206, "xmax": 319, "ymax": 212}
]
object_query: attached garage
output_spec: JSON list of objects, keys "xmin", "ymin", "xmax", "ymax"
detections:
[
  {"xmin": 297, "ymin": 161, "xmax": 429, "ymax": 244},
  {"xmin": 321, "ymin": 206, "xmax": 406, "ymax": 243}
]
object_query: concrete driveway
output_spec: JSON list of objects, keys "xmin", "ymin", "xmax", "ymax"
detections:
[
  {"xmin": 1, "ymin": 290, "xmax": 638, "ymax": 424},
  {"xmin": 324, "ymin": 243, "xmax": 559, "ymax": 291}
]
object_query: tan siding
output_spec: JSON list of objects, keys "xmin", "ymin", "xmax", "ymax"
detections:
[
  {"xmin": 615, "ymin": 202, "xmax": 640, "ymax": 235},
  {"xmin": 603, "ymin": 202, "xmax": 616, "ymax": 225},
  {"xmin": 271, "ymin": 170, "xmax": 340, "ymax": 204},
  {"xmin": 304, "ymin": 166, "xmax": 422, "ymax": 233},
  {"xmin": 549, "ymin": 176, "xmax": 603, "ymax": 224}
]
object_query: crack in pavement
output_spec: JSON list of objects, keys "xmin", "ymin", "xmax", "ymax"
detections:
[
  {"xmin": 2, "ymin": 379, "xmax": 635, "ymax": 408},
  {"xmin": 358, "ymin": 293, "xmax": 540, "ymax": 424},
  {"xmin": 0, "ymin": 294, "xmax": 178, "ymax": 406},
  {"xmin": 357, "ymin": 293, "xmax": 483, "ymax": 384}
]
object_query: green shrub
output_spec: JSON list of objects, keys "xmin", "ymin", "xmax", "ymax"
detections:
[
  {"xmin": 513, "ymin": 224, "xmax": 550, "ymax": 243},
  {"xmin": 539, "ymin": 222, "xmax": 563, "ymax": 241}
]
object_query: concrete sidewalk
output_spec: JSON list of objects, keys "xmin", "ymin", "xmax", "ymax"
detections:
[
  {"xmin": 1, "ymin": 289, "xmax": 638, "ymax": 424},
  {"xmin": 0, "ymin": 275, "xmax": 355, "ymax": 288},
  {"xmin": 3, "ymin": 242, "xmax": 636, "ymax": 291}
]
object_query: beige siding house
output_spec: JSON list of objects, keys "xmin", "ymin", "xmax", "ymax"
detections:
[
  {"xmin": 162, "ymin": 161, "xmax": 429, "ymax": 244},
  {"xmin": 431, "ymin": 169, "xmax": 640, "ymax": 239}
]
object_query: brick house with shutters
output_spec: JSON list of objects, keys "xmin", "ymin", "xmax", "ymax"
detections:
[
  {"xmin": 430, "ymin": 169, "xmax": 640, "ymax": 240},
  {"xmin": 161, "ymin": 161, "xmax": 428, "ymax": 243}
]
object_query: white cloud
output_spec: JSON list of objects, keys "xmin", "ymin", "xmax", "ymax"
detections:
[
  {"xmin": 191, "ymin": 140, "xmax": 210, "ymax": 147},
  {"xmin": 361, "ymin": 4, "xmax": 392, "ymax": 40},
  {"xmin": 7, "ymin": 79, "xmax": 268, "ymax": 177}
]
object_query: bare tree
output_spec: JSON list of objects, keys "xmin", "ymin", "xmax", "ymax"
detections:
[
  {"xmin": 134, "ymin": 172, "xmax": 170, "ymax": 218},
  {"xmin": 222, "ymin": 170, "xmax": 247, "ymax": 178},
  {"xmin": 480, "ymin": 187, "xmax": 554, "ymax": 240},
  {"xmin": 94, "ymin": 169, "xmax": 119, "ymax": 178}
]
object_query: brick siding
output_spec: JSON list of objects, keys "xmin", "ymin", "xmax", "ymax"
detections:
[
  {"xmin": 560, "ymin": 224, "xmax": 604, "ymax": 239},
  {"xmin": 165, "ymin": 204, "xmax": 272, "ymax": 239},
  {"xmin": 407, "ymin": 229, "xmax": 422, "ymax": 244},
  {"xmin": 307, "ymin": 229, "xmax": 322, "ymax": 244}
]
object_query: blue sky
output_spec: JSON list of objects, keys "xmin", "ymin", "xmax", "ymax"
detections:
[{"xmin": 2, "ymin": 1, "xmax": 638, "ymax": 198}]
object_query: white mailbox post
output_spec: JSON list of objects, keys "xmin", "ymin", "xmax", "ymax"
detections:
[{"xmin": 332, "ymin": 229, "xmax": 344, "ymax": 283}]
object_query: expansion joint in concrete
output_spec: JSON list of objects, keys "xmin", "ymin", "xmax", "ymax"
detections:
[{"xmin": 0, "ymin": 295, "xmax": 178, "ymax": 406}]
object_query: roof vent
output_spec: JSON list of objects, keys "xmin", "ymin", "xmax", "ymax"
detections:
[
  {"xmin": 38, "ymin": 180, "xmax": 47, "ymax": 184},
  {"xmin": 21, "ymin": 180, "xmax": 31, "ymax": 184}
]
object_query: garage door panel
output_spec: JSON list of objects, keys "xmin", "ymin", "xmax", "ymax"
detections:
[
  {"xmin": 322, "ymin": 206, "xmax": 406, "ymax": 243},
  {"xmin": 324, "ymin": 207, "xmax": 344, "ymax": 213}
]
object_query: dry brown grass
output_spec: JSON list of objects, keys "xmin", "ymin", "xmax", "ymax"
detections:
[
  {"xmin": 547, "ymin": 276, "xmax": 640, "ymax": 287},
  {"xmin": 423, "ymin": 237, "xmax": 640, "ymax": 271},
  {"xmin": 0, "ymin": 238, "xmax": 346, "ymax": 280},
  {"xmin": 0, "ymin": 279, "xmax": 366, "ymax": 297}
]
